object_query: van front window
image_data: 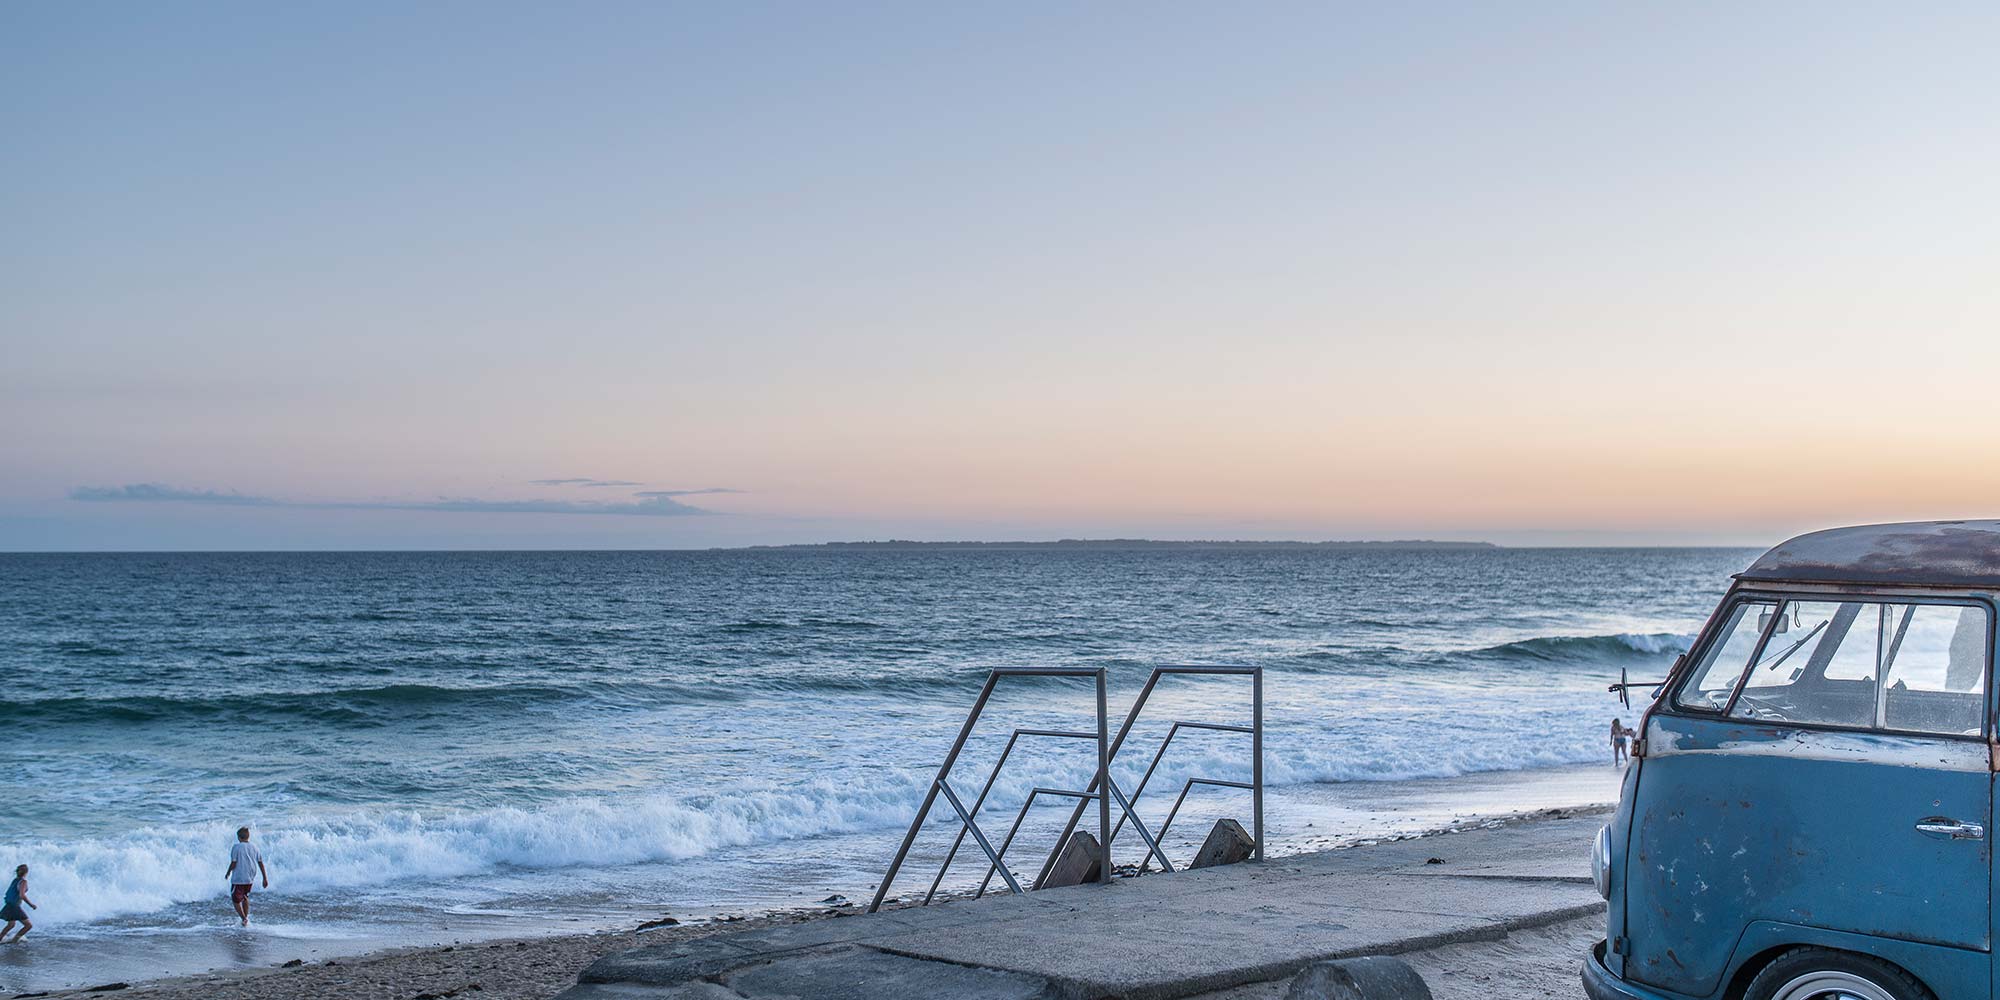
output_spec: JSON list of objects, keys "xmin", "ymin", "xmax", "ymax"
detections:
[
  {"xmin": 1728, "ymin": 601, "xmax": 1990, "ymax": 737},
  {"xmin": 1674, "ymin": 600, "xmax": 1777, "ymax": 711}
]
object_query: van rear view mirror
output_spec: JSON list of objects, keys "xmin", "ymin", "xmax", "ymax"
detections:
[{"xmin": 1758, "ymin": 609, "xmax": 1790, "ymax": 635}]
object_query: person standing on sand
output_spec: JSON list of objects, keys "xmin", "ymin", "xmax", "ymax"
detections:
[
  {"xmin": 225, "ymin": 826, "xmax": 269, "ymax": 927},
  {"xmin": 2, "ymin": 864, "xmax": 34, "ymax": 942}
]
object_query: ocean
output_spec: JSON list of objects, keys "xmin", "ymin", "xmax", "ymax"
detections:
[{"xmin": 0, "ymin": 546, "xmax": 1752, "ymax": 989}]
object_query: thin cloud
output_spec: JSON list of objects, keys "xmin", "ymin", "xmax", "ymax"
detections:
[
  {"xmin": 398, "ymin": 495, "xmax": 710, "ymax": 516},
  {"xmin": 528, "ymin": 477, "xmax": 648, "ymax": 488},
  {"xmin": 70, "ymin": 484, "xmax": 281, "ymax": 506},
  {"xmin": 69, "ymin": 483, "xmax": 742, "ymax": 517}
]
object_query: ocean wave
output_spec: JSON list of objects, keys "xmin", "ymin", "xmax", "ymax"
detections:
[
  {"xmin": 0, "ymin": 684, "xmax": 594, "ymax": 726},
  {"xmin": 0, "ymin": 671, "xmax": 1011, "ymax": 726},
  {"xmin": 14, "ymin": 689, "xmax": 1617, "ymax": 929},
  {"xmin": 1460, "ymin": 631, "xmax": 1695, "ymax": 663},
  {"xmin": 51, "ymin": 641, "xmax": 122, "ymax": 657},
  {"xmin": 1277, "ymin": 631, "xmax": 1695, "ymax": 676},
  {"xmin": 16, "ymin": 775, "xmax": 931, "ymax": 926}
]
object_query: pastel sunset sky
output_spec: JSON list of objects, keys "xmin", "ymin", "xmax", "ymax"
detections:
[{"xmin": 6, "ymin": 2, "xmax": 1996, "ymax": 549}]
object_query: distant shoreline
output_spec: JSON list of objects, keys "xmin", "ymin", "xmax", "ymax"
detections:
[{"xmin": 738, "ymin": 538, "xmax": 1501, "ymax": 551}]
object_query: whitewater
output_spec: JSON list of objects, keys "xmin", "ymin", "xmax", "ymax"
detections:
[{"xmin": 0, "ymin": 546, "xmax": 1750, "ymax": 986}]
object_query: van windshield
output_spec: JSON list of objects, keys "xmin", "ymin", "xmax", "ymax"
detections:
[{"xmin": 1725, "ymin": 600, "xmax": 1989, "ymax": 737}]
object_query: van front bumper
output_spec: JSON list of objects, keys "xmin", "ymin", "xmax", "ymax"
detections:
[{"xmin": 1583, "ymin": 942, "xmax": 1679, "ymax": 1000}]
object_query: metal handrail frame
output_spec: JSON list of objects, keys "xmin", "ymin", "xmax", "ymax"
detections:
[
  {"xmin": 921, "ymin": 727, "xmax": 1097, "ymax": 905},
  {"xmin": 868, "ymin": 668, "xmax": 1110, "ymax": 913},
  {"xmin": 1140, "ymin": 777, "xmax": 1257, "ymax": 871},
  {"xmin": 1035, "ymin": 666, "xmax": 1262, "ymax": 887}
]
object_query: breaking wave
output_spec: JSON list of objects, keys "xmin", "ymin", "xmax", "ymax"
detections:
[
  {"xmin": 0, "ymin": 672, "xmax": 1016, "ymax": 727},
  {"xmin": 17, "ymin": 775, "xmax": 930, "ymax": 926},
  {"xmin": 18, "ymin": 702, "xmax": 1611, "ymax": 928},
  {"xmin": 1462, "ymin": 631, "xmax": 1695, "ymax": 663}
]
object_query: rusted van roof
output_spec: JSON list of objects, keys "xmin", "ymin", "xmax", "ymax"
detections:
[{"xmin": 1738, "ymin": 520, "xmax": 2000, "ymax": 588}]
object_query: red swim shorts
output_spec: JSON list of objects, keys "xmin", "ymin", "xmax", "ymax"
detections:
[{"xmin": 231, "ymin": 883, "xmax": 253, "ymax": 903}]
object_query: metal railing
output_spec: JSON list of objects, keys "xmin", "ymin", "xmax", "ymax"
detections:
[
  {"xmin": 869, "ymin": 664, "xmax": 1262, "ymax": 912},
  {"xmin": 1038, "ymin": 666, "xmax": 1262, "ymax": 885},
  {"xmin": 869, "ymin": 668, "xmax": 1110, "ymax": 913}
]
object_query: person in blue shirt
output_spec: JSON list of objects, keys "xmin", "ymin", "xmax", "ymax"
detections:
[{"xmin": 2, "ymin": 864, "xmax": 34, "ymax": 942}]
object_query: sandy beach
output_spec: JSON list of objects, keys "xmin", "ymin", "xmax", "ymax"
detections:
[
  {"xmin": 48, "ymin": 909, "xmax": 838, "ymax": 1000},
  {"xmin": 69, "ymin": 912, "xmax": 1606, "ymax": 1000}
]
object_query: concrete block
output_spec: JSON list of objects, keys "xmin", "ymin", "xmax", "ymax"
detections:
[
  {"xmin": 717, "ymin": 916, "xmax": 894, "ymax": 956},
  {"xmin": 580, "ymin": 937, "xmax": 761, "ymax": 985},
  {"xmin": 1039, "ymin": 830, "xmax": 1104, "ymax": 888},
  {"xmin": 1191, "ymin": 819, "xmax": 1256, "ymax": 869},
  {"xmin": 720, "ymin": 945, "xmax": 1062, "ymax": 1000},
  {"xmin": 1284, "ymin": 957, "xmax": 1432, "ymax": 1000}
]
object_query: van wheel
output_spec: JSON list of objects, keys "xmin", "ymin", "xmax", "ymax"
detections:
[{"xmin": 1741, "ymin": 947, "xmax": 1933, "ymax": 1000}]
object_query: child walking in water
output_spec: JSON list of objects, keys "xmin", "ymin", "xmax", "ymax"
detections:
[{"xmin": 2, "ymin": 864, "xmax": 35, "ymax": 942}]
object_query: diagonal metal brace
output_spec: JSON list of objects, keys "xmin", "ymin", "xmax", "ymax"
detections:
[{"xmin": 937, "ymin": 777, "xmax": 1023, "ymax": 895}]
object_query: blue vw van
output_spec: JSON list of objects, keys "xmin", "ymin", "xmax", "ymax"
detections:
[{"xmin": 1585, "ymin": 521, "xmax": 1998, "ymax": 1000}]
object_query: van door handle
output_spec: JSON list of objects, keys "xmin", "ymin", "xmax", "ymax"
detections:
[{"xmin": 1915, "ymin": 818, "xmax": 1985, "ymax": 841}]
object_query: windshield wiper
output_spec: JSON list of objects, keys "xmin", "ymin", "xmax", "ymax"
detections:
[{"xmin": 1752, "ymin": 618, "xmax": 1828, "ymax": 675}]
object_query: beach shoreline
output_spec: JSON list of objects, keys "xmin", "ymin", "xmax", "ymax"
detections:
[
  {"xmin": 36, "ymin": 794, "xmax": 1617, "ymax": 1000},
  {"xmin": 3, "ymin": 547, "xmax": 1697, "ymax": 996}
]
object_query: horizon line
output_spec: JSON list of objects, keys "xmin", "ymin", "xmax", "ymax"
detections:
[{"xmin": 0, "ymin": 537, "xmax": 1771, "ymax": 555}]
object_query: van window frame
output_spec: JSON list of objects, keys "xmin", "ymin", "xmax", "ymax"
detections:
[
  {"xmin": 1665, "ymin": 588, "xmax": 1997, "ymax": 744},
  {"xmin": 1669, "ymin": 597, "xmax": 1783, "ymax": 713}
]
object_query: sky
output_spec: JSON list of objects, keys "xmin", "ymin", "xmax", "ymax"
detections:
[{"xmin": 5, "ymin": 2, "xmax": 1997, "ymax": 550}]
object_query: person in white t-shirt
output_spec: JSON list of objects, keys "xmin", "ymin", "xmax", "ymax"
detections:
[{"xmin": 224, "ymin": 826, "xmax": 269, "ymax": 927}]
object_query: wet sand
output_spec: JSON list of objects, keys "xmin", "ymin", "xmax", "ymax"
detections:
[{"xmin": 41, "ymin": 909, "xmax": 834, "ymax": 1000}]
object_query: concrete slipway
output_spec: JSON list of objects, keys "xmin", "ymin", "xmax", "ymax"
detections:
[{"xmin": 555, "ymin": 811, "xmax": 1609, "ymax": 1000}]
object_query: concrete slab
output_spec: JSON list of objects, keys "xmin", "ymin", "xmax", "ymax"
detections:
[
  {"xmin": 580, "ymin": 936, "xmax": 765, "ymax": 986},
  {"xmin": 720, "ymin": 945, "xmax": 1061, "ymax": 1000},
  {"xmin": 704, "ymin": 915, "xmax": 894, "ymax": 954},
  {"xmin": 875, "ymin": 908, "xmax": 1471, "ymax": 998},
  {"xmin": 567, "ymin": 810, "xmax": 1613, "ymax": 1000},
  {"xmin": 1395, "ymin": 859, "xmax": 1590, "ymax": 882}
]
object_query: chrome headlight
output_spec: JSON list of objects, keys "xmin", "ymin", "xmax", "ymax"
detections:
[{"xmin": 1591, "ymin": 824, "xmax": 1613, "ymax": 899}]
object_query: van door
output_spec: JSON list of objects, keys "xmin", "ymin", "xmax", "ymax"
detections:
[{"xmin": 1624, "ymin": 597, "xmax": 1992, "ymax": 998}]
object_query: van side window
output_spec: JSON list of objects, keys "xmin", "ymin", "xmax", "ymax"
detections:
[
  {"xmin": 1729, "ymin": 601, "xmax": 1990, "ymax": 737},
  {"xmin": 1881, "ymin": 605, "xmax": 1990, "ymax": 736},
  {"xmin": 1674, "ymin": 601, "xmax": 1775, "ymax": 711}
]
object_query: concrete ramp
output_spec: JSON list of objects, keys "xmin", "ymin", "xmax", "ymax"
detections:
[{"xmin": 558, "ymin": 813, "xmax": 1608, "ymax": 1000}]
